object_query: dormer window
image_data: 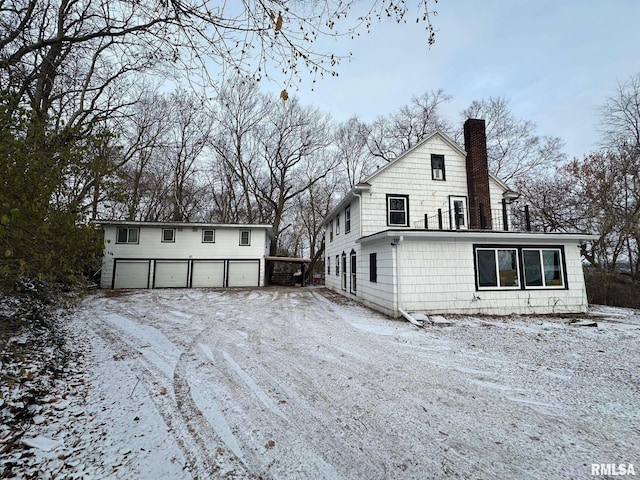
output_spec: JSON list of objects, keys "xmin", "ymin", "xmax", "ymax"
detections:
[{"xmin": 431, "ymin": 154, "xmax": 446, "ymax": 181}]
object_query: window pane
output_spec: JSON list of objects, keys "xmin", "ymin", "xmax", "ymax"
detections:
[
  {"xmin": 389, "ymin": 198, "xmax": 405, "ymax": 210},
  {"xmin": 523, "ymin": 250, "xmax": 543, "ymax": 286},
  {"xmin": 203, "ymin": 230, "xmax": 214, "ymax": 242},
  {"xmin": 389, "ymin": 212, "xmax": 406, "ymax": 225},
  {"xmin": 543, "ymin": 250, "xmax": 563, "ymax": 286},
  {"xmin": 498, "ymin": 249, "xmax": 519, "ymax": 287},
  {"xmin": 117, "ymin": 228, "xmax": 128, "ymax": 243},
  {"xmin": 163, "ymin": 229, "xmax": 174, "ymax": 241},
  {"xmin": 128, "ymin": 228, "xmax": 138, "ymax": 243},
  {"xmin": 477, "ymin": 250, "xmax": 497, "ymax": 287}
]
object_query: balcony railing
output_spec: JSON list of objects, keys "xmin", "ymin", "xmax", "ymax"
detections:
[{"xmin": 412, "ymin": 202, "xmax": 532, "ymax": 232}]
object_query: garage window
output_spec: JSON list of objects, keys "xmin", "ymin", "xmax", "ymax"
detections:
[
  {"xmin": 162, "ymin": 228, "xmax": 176, "ymax": 243},
  {"xmin": 117, "ymin": 227, "xmax": 139, "ymax": 244},
  {"xmin": 202, "ymin": 229, "xmax": 215, "ymax": 243},
  {"xmin": 239, "ymin": 230, "xmax": 251, "ymax": 246}
]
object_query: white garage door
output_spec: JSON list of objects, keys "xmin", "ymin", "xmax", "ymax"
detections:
[
  {"xmin": 227, "ymin": 260, "xmax": 260, "ymax": 287},
  {"xmin": 154, "ymin": 260, "xmax": 189, "ymax": 288},
  {"xmin": 114, "ymin": 260, "xmax": 150, "ymax": 289},
  {"xmin": 191, "ymin": 260, "xmax": 225, "ymax": 288}
]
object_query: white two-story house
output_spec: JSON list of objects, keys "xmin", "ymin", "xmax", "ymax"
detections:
[
  {"xmin": 323, "ymin": 119, "xmax": 595, "ymax": 317},
  {"xmin": 97, "ymin": 221, "xmax": 273, "ymax": 289}
]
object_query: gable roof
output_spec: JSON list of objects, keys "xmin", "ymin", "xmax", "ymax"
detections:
[{"xmin": 362, "ymin": 130, "xmax": 467, "ymax": 185}]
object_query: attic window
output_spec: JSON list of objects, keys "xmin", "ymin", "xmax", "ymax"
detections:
[{"xmin": 431, "ymin": 154, "xmax": 446, "ymax": 181}]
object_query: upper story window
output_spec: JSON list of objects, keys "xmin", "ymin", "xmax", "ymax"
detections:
[
  {"xmin": 336, "ymin": 213, "xmax": 340, "ymax": 235},
  {"xmin": 345, "ymin": 205, "xmax": 351, "ymax": 233},
  {"xmin": 117, "ymin": 227, "xmax": 139, "ymax": 244},
  {"xmin": 202, "ymin": 229, "xmax": 215, "ymax": 243},
  {"xmin": 431, "ymin": 154, "xmax": 446, "ymax": 181},
  {"xmin": 239, "ymin": 229, "xmax": 251, "ymax": 246},
  {"xmin": 162, "ymin": 228, "xmax": 176, "ymax": 243},
  {"xmin": 386, "ymin": 194, "xmax": 409, "ymax": 227},
  {"xmin": 329, "ymin": 220, "xmax": 334, "ymax": 242}
]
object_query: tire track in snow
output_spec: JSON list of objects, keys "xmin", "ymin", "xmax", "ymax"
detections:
[{"xmin": 83, "ymin": 308, "xmax": 240, "ymax": 479}]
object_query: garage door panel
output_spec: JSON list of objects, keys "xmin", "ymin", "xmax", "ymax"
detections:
[
  {"xmin": 191, "ymin": 261, "xmax": 225, "ymax": 287},
  {"xmin": 114, "ymin": 260, "xmax": 150, "ymax": 289},
  {"xmin": 155, "ymin": 261, "xmax": 189, "ymax": 288},
  {"xmin": 228, "ymin": 260, "xmax": 259, "ymax": 287}
]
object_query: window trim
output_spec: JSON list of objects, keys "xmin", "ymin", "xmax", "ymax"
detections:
[
  {"xmin": 162, "ymin": 228, "xmax": 176, "ymax": 243},
  {"xmin": 369, "ymin": 253, "xmax": 377, "ymax": 283},
  {"xmin": 473, "ymin": 244, "xmax": 568, "ymax": 291},
  {"xmin": 431, "ymin": 154, "xmax": 446, "ymax": 181},
  {"xmin": 386, "ymin": 194, "xmax": 410, "ymax": 227},
  {"xmin": 116, "ymin": 227, "xmax": 140, "ymax": 244},
  {"xmin": 345, "ymin": 205, "xmax": 351, "ymax": 234},
  {"xmin": 239, "ymin": 229, "xmax": 251, "ymax": 246},
  {"xmin": 341, "ymin": 252, "xmax": 347, "ymax": 290},
  {"xmin": 350, "ymin": 249, "xmax": 357, "ymax": 294},
  {"xmin": 202, "ymin": 229, "xmax": 215, "ymax": 243},
  {"xmin": 523, "ymin": 248, "xmax": 565, "ymax": 289}
]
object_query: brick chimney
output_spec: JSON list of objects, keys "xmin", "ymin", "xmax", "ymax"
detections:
[{"xmin": 464, "ymin": 119, "xmax": 492, "ymax": 230}]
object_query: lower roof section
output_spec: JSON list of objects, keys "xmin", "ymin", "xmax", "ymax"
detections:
[{"xmin": 356, "ymin": 229, "xmax": 599, "ymax": 245}]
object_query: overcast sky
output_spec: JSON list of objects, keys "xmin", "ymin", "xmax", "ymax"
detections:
[{"xmin": 271, "ymin": 0, "xmax": 640, "ymax": 160}]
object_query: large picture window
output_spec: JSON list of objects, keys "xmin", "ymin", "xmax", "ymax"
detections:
[
  {"xmin": 523, "ymin": 249, "xmax": 564, "ymax": 288},
  {"xmin": 387, "ymin": 194, "xmax": 409, "ymax": 227},
  {"xmin": 474, "ymin": 245, "xmax": 566, "ymax": 290},
  {"xmin": 477, "ymin": 248, "xmax": 520, "ymax": 289}
]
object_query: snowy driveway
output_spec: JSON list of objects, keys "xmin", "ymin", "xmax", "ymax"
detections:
[{"xmin": 75, "ymin": 288, "xmax": 639, "ymax": 479}]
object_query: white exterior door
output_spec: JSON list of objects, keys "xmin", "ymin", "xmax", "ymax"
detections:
[
  {"xmin": 449, "ymin": 196, "xmax": 468, "ymax": 230},
  {"xmin": 228, "ymin": 260, "xmax": 260, "ymax": 287},
  {"xmin": 191, "ymin": 260, "xmax": 225, "ymax": 287},
  {"xmin": 113, "ymin": 260, "xmax": 150, "ymax": 289},
  {"xmin": 154, "ymin": 260, "xmax": 189, "ymax": 288}
]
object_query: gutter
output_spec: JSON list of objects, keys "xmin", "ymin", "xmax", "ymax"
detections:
[{"xmin": 391, "ymin": 235, "xmax": 423, "ymax": 327}]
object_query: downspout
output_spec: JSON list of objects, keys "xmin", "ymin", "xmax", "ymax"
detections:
[{"xmin": 393, "ymin": 236, "xmax": 422, "ymax": 327}]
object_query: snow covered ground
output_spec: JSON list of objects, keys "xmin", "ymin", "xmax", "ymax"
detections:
[{"xmin": 2, "ymin": 287, "xmax": 639, "ymax": 479}]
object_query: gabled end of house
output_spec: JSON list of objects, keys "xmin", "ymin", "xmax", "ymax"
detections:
[{"xmin": 322, "ymin": 119, "xmax": 596, "ymax": 317}]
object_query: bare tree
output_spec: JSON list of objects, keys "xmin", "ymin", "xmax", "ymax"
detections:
[
  {"xmin": 462, "ymin": 97, "xmax": 566, "ymax": 184},
  {"xmin": 252, "ymin": 98, "xmax": 336, "ymax": 254},
  {"xmin": 334, "ymin": 116, "xmax": 374, "ymax": 193},
  {"xmin": 367, "ymin": 89, "xmax": 452, "ymax": 162},
  {"xmin": 601, "ymin": 73, "xmax": 640, "ymax": 150}
]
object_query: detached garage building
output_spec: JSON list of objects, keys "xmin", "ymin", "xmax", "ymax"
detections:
[{"xmin": 96, "ymin": 221, "xmax": 273, "ymax": 289}]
